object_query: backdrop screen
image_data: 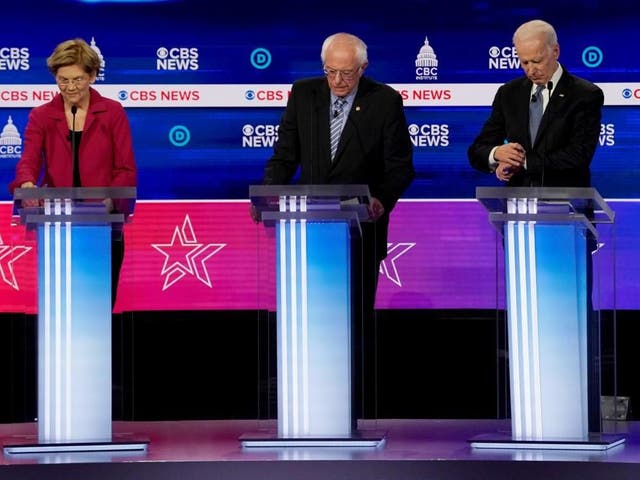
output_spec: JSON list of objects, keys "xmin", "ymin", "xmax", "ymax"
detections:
[{"xmin": 0, "ymin": 0, "xmax": 638, "ymax": 312}]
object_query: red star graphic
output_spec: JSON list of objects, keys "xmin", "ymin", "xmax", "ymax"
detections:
[
  {"xmin": 151, "ymin": 215, "xmax": 225, "ymax": 290},
  {"xmin": 0, "ymin": 234, "xmax": 32, "ymax": 290}
]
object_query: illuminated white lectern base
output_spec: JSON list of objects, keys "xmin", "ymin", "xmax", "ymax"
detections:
[
  {"xmin": 473, "ymin": 189, "xmax": 623, "ymax": 451},
  {"xmin": 5, "ymin": 191, "xmax": 145, "ymax": 455},
  {"xmin": 245, "ymin": 186, "xmax": 384, "ymax": 448}
]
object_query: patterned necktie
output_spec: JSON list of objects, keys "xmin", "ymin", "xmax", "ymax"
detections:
[
  {"xmin": 330, "ymin": 97, "xmax": 347, "ymax": 160},
  {"xmin": 529, "ymin": 84, "xmax": 545, "ymax": 144}
]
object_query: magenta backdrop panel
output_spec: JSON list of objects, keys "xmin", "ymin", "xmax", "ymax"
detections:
[{"xmin": 1, "ymin": 200, "xmax": 638, "ymax": 313}]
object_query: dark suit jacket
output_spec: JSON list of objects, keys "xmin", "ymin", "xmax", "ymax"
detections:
[
  {"xmin": 263, "ymin": 75, "xmax": 415, "ymax": 260},
  {"xmin": 468, "ymin": 66, "xmax": 604, "ymax": 187}
]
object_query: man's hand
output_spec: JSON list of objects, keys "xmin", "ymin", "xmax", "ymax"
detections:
[
  {"xmin": 495, "ymin": 162, "xmax": 518, "ymax": 182},
  {"xmin": 494, "ymin": 142, "xmax": 525, "ymax": 169},
  {"xmin": 368, "ymin": 197, "xmax": 385, "ymax": 221},
  {"xmin": 494, "ymin": 142, "xmax": 526, "ymax": 182},
  {"xmin": 249, "ymin": 204, "xmax": 260, "ymax": 223}
]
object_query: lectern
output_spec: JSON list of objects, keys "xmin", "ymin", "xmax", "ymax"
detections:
[
  {"xmin": 5, "ymin": 187, "xmax": 147, "ymax": 455},
  {"xmin": 243, "ymin": 184, "xmax": 383, "ymax": 448},
  {"xmin": 471, "ymin": 187, "xmax": 623, "ymax": 450}
]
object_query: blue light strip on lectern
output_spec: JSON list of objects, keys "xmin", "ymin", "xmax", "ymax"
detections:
[
  {"xmin": 37, "ymin": 199, "xmax": 113, "ymax": 446},
  {"xmin": 65, "ymin": 207, "xmax": 73, "ymax": 440},
  {"xmin": 299, "ymin": 196, "xmax": 311, "ymax": 435},
  {"xmin": 277, "ymin": 195, "xmax": 290, "ymax": 435},
  {"xmin": 504, "ymin": 197, "xmax": 589, "ymax": 442},
  {"xmin": 275, "ymin": 194, "xmax": 351, "ymax": 438},
  {"xmin": 506, "ymin": 198, "xmax": 543, "ymax": 440},
  {"xmin": 288, "ymin": 195, "xmax": 299, "ymax": 435},
  {"xmin": 41, "ymin": 198, "xmax": 74, "ymax": 442},
  {"xmin": 278, "ymin": 195, "xmax": 313, "ymax": 437},
  {"xmin": 526, "ymin": 203, "xmax": 543, "ymax": 439}
]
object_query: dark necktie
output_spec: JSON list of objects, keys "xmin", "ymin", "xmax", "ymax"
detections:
[
  {"xmin": 330, "ymin": 97, "xmax": 347, "ymax": 160},
  {"xmin": 529, "ymin": 84, "xmax": 544, "ymax": 144}
]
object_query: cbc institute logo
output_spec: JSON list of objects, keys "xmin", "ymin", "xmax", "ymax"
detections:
[
  {"xmin": 0, "ymin": 116, "xmax": 22, "ymax": 159},
  {"xmin": 415, "ymin": 36, "xmax": 438, "ymax": 81}
]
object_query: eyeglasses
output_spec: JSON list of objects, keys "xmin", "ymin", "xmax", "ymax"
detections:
[
  {"xmin": 323, "ymin": 66, "xmax": 361, "ymax": 81},
  {"xmin": 56, "ymin": 76, "xmax": 90, "ymax": 88}
]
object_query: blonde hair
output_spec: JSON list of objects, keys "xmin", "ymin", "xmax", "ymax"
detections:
[{"xmin": 46, "ymin": 38, "xmax": 100, "ymax": 76}]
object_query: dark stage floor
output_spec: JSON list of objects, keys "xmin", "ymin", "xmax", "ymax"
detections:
[{"xmin": 2, "ymin": 419, "xmax": 640, "ymax": 479}]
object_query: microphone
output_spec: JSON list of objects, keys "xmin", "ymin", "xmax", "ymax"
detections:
[
  {"xmin": 540, "ymin": 82, "xmax": 553, "ymax": 187},
  {"xmin": 310, "ymin": 89, "xmax": 316, "ymax": 185},
  {"xmin": 70, "ymin": 105, "xmax": 78, "ymax": 186},
  {"xmin": 530, "ymin": 93, "xmax": 537, "ymax": 103},
  {"xmin": 333, "ymin": 108, "xmax": 340, "ymax": 118}
]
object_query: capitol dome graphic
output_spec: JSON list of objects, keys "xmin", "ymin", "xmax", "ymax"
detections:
[
  {"xmin": 90, "ymin": 36, "xmax": 106, "ymax": 80},
  {"xmin": 0, "ymin": 116, "xmax": 21, "ymax": 146},
  {"xmin": 415, "ymin": 36, "xmax": 438, "ymax": 67}
]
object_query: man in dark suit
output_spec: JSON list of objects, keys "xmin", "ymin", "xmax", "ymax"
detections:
[
  {"xmin": 468, "ymin": 19, "xmax": 604, "ymax": 188},
  {"xmin": 468, "ymin": 20, "xmax": 604, "ymax": 432},
  {"xmin": 253, "ymin": 32, "xmax": 414, "ymax": 424}
]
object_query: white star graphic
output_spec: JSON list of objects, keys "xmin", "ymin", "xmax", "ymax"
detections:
[
  {"xmin": 380, "ymin": 242, "xmax": 415, "ymax": 287},
  {"xmin": 0, "ymin": 234, "xmax": 32, "ymax": 290},
  {"xmin": 151, "ymin": 215, "xmax": 225, "ymax": 291}
]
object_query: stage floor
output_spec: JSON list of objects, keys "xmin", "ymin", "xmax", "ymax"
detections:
[{"xmin": 2, "ymin": 419, "xmax": 640, "ymax": 479}]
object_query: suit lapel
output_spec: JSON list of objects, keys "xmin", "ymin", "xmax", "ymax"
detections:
[
  {"xmin": 535, "ymin": 71, "xmax": 569, "ymax": 143},
  {"xmin": 332, "ymin": 78, "xmax": 371, "ymax": 165},
  {"xmin": 314, "ymin": 82, "xmax": 331, "ymax": 179},
  {"xmin": 517, "ymin": 79, "xmax": 536, "ymax": 148}
]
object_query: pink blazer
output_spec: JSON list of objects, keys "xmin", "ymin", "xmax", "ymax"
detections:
[{"xmin": 9, "ymin": 88, "xmax": 137, "ymax": 193}]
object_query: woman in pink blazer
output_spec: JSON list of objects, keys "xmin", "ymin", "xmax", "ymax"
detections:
[
  {"xmin": 10, "ymin": 38, "xmax": 137, "ymax": 306},
  {"xmin": 9, "ymin": 38, "xmax": 136, "ymax": 202}
]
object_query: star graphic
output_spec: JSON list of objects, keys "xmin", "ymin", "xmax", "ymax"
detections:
[
  {"xmin": 151, "ymin": 215, "xmax": 225, "ymax": 291},
  {"xmin": 0, "ymin": 234, "xmax": 32, "ymax": 290},
  {"xmin": 380, "ymin": 242, "xmax": 415, "ymax": 287}
]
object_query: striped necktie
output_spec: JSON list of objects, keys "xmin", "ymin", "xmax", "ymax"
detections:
[
  {"xmin": 529, "ymin": 84, "xmax": 545, "ymax": 144},
  {"xmin": 330, "ymin": 97, "xmax": 347, "ymax": 160}
]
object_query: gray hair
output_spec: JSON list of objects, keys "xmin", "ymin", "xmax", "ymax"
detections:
[
  {"xmin": 320, "ymin": 33, "xmax": 368, "ymax": 65},
  {"xmin": 513, "ymin": 20, "xmax": 558, "ymax": 47}
]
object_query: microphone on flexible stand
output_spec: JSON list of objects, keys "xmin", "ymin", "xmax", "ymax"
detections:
[
  {"xmin": 540, "ymin": 81, "xmax": 553, "ymax": 187},
  {"xmin": 70, "ymin": 105, "xmax": 78, "ymax": 186},
  {"xmin": 309, "ymin": 88, "xmax": 318, "ymax": 186}
]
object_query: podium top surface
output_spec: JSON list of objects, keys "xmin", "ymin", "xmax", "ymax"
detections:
[
  {"xmin": 12, "ymin": 187, "xmax": 137, "ymax": 227},
  {"xmin": 250, "ymin": 184, "xmax": 370, "ymax": 203},
  {"xmin": 249, "ymin": 184, "xmax": 372, "ymax": 226},
  {"xmin": 13, "ymin": 186, "xmax": 136, "ymax": 201},
  {"xmin": 475, "ymin": 186, "xmax": 615, "ymax": 224}
]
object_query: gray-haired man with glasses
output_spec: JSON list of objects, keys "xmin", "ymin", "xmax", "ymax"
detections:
[{"xmin": 253, "ymin": 32, "xmax": 414, "ymax": 427}]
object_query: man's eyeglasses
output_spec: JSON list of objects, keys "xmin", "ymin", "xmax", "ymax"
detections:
[
  {"xmin": 323, "ymin": 66, "xmax": 361, "ymax": 81},
  {"xmin": 56, "ymin": 76, "xmax": 90, "ymax": 88}
]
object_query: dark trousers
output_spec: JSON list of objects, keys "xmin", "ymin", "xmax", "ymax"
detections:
[
  {"xmin": 111, "ymin": 233, "xmax": 125, "ymax": 309},
  {"xmin": 586, "ymin": 232, "xmax": 601, "ymax": 433},
  {"xmin": 351, "ymin": 222, "xmax": 380, "ymax": 429}
]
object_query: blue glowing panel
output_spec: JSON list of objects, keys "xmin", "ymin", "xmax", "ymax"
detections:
[
  {"xmin": 504, "ymin": 221, "xmax": 588, "ymax": 441},
  {"xmin": 37, "ymin": 223, "xmax": 112, "ymax": 443},
  {"xmin": 275, "ymin": 220, "xmax": 351, "ymax": 437}
]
